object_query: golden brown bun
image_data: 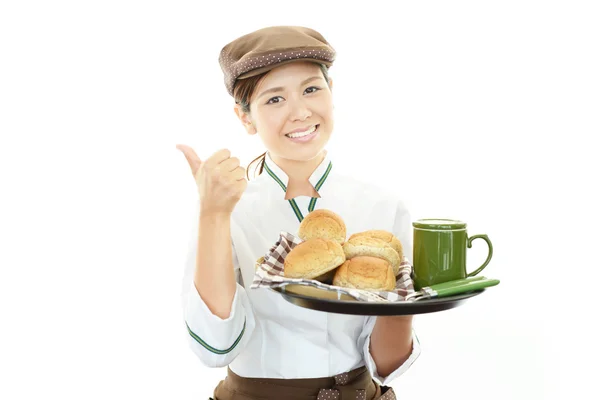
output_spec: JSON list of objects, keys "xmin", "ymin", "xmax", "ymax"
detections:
[
  {"xmin": 348, "ymin": 230, "xmax": 404, "ymax": 262},
  {"xmin": 298, "ymin": 209, "xmax": 346, "ymax": 244},
  {"xmin": 342, "ymin": 236, "xmax": 401, "ymax": 275},
  {"xmin": 284, "ymin": 238, "xmax": 346, "ymax": 279},
  {"xmin": 333, "ymin": 256, "xmax": 396, "ymax": 291}
]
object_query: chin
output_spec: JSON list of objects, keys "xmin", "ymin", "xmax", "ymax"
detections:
[{"xmin": 287, "ymin": 146, "xmax": 329, "ymax": 162}]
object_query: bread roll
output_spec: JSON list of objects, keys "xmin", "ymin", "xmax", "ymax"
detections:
[
  {"xmin": 284, "ymin": 238, "xmax": 346, "ymax": 279},
  {"xmin": 348, "ymin": 230, "xmax": 404, "ymax": 262},
  {"xmin": 342, "ymin": 236, "xmax": 401, "ymax": 275},
  {"xmin": 298, "ymin": 209, "xmax": 346, "ymax": 244},
  {"xmin": 333, "ymin": 256, "xmax": 396, "ymax": 291}
]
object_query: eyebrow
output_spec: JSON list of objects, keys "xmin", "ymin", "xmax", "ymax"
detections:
[{"xmin": 257, "ymin": 76, "xmax": 323, "ymax": 100}]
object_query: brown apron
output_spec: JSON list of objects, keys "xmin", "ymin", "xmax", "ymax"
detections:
[{"xmin": 209, "ymin": 365, "xmax": 397, "ymax": 400}]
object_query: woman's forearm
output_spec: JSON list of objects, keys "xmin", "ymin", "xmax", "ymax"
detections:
[
  {"xmin": 369, "ymin": 316, "xmax": 414, "ymax": 378},
  {"xmin": 193, "ymin": 211, "xmax": 237, "ymax": 320}
]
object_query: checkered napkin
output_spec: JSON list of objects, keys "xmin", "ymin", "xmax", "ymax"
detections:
[{"xmin": 250, "ymin": 231, "xmax": 416, "ymax": 302}]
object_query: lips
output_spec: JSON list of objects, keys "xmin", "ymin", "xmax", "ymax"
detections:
[
  {"xmin": 285, "ymin": 124, "xmax": 318, "ymax": 136},
  {"xmin": 285, "ymin": 124, "xmax": 319, "ymax": 138},
  {"xmin": 285, "ymin": 124, "xmax": 320, "ymax": 143}
]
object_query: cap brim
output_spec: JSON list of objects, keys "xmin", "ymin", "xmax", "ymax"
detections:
[{"xmin": 237, "ymin": 58, "xmax": 333, "ymax": 80}]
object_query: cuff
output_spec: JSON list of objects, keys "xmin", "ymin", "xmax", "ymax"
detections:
[
  {"xmin": 363, "ymin": 327, "xmax": 421, "ymax": 386},
  {"xmin": 183, "ymin": 280, "xmax": 247, "ymax": 355}
]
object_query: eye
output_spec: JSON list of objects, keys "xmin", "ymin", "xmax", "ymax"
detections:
[
  {"xmin": 305, "ymin": 86, "xmax": 321, "ymax": 94},
  {"xmin": 266, "ymin": 96, "xmax": 283, "ymax": 105},
  {"xmin": 265, "ymin": 87, "xmax": 321, "ymax": 105}
]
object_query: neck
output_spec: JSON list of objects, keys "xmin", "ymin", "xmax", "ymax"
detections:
[{"xmin": 270, "ymin": 150, "xmax": 327, "ymax": 183}]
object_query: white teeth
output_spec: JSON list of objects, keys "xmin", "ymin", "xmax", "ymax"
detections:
[{"xmin": 286, "ymin": 125, "xmax": 317, "ymax": 138}]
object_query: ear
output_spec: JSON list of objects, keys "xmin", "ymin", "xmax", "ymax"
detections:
[
  {"xmin": 328, "ymin": 77, "xmax": 333, "ymax": 91},
  {"xmin": 234, "ymin": 104, "xmax": 257, "ymax": 135}
]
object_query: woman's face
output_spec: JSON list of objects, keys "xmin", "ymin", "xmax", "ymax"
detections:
[{"xmin": 241, "ymin": 62, "xmax": 334, "ymax": 163}]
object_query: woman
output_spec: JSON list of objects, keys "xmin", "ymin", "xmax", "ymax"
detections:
[{"xmin": 177, "ymin": 25, "xmax": 420, "ymax": 400}]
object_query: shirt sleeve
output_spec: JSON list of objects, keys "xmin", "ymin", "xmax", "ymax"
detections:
[
  {"xmin": 180, "ymin": 206, "xmax": 256, "ymax": 368},
  {"xmin": 359, "ymin": 316, "xmax": 421, "ymax": 386},
  {"xmin": 358, "ymin": 198, "xmax": 421, "ymax": 386}
]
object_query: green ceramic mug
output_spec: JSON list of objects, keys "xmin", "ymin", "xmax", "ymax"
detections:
[{"xmin": 412, "ymin": 219, "xmax": 493, "ymax": 291}]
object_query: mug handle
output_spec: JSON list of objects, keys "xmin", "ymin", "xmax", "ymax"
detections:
[{"xmin": 466, "ymin": 234, "xmax": 493, "ymax": 277}]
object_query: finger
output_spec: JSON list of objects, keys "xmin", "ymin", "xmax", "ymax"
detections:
[
  {"xmin": 204, "ymin": 148, "xmax": 231, "ymax": 169},
  {"xmin": 231, "ymin": 166, "xmax": 246, "ymax": 181},
  {"xmin": 219, "ymin": 157, "xmax": 241, "ymax": 172},
  {"xmin": 175, "ymin": 144, "xmax": 202, "ymax": 176}
]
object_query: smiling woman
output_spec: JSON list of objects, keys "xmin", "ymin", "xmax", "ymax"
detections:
[
  {"xmin": 232, "ymin": 62, "xmax": 333, "ymax": 180},
  {"xmin": 177, "ymin": 25, "xmax": 418, "ymax": 400}
]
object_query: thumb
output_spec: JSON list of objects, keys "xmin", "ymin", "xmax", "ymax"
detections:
[{"xmin": 176, "ymin": 144, "xmax": 202, "ymax": 177}]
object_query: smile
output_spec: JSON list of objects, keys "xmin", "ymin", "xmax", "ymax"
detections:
[{"xmin": 285, "ymin": 124, "xmax": 319, "ymax": 140}]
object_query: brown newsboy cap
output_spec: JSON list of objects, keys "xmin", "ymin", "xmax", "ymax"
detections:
[{"xmin": 219, "ymin": 26, "xmax": 336, "ymax": 97}]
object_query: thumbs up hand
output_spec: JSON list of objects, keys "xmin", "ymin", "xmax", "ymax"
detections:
[{"xmin": 176, "ymin": 145, "xmax": 248, "ymax": 216}]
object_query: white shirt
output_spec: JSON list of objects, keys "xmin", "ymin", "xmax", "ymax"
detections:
[{"xmin": 181, "ymin": 150, "xmax": 421, "ymax": 387}]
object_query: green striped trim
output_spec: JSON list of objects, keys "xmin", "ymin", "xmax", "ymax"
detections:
[
  {"xmin": 264, "ymin": 160, "xmax": 333, "ymax": 223},
  {"xmin": 186, "ymin": 318, "xmax": 246, "ymax": 355},
  {"xmin": 263, "ymin": 163, "xmax": 286, "ymax": 192},
  {"xmin": 307, "ymin": 198, "xmax": 317, "ymax": 213},
  {"xmin": 308, "ymin": 161, "xmax": 332, "ymax": 212},
  {"xmin": 287, "ymin": 199, "xmax": 304, "ymax": 223},
  {"xmin": 263, "ymin": 162, "xmax": 304, "ymax": 223}
]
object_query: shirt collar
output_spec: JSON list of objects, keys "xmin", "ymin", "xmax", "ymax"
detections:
[{"xmin": 261, "ymin": 150, "xmax": 333, "ymax": 195}]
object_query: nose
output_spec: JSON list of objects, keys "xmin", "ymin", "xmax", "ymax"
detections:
[{"xmin": 288, "ymin": 95, "xmax": 312, "ymax": 122}]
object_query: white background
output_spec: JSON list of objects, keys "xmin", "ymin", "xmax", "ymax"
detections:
[{"xmin": 1, "ymin": 1, "xmax": 598, "ymax": 399}]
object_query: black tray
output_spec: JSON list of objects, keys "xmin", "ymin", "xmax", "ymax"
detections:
[{"xmin": 271, "ymin": 284, "xmax": 485, "ymax": 316}]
